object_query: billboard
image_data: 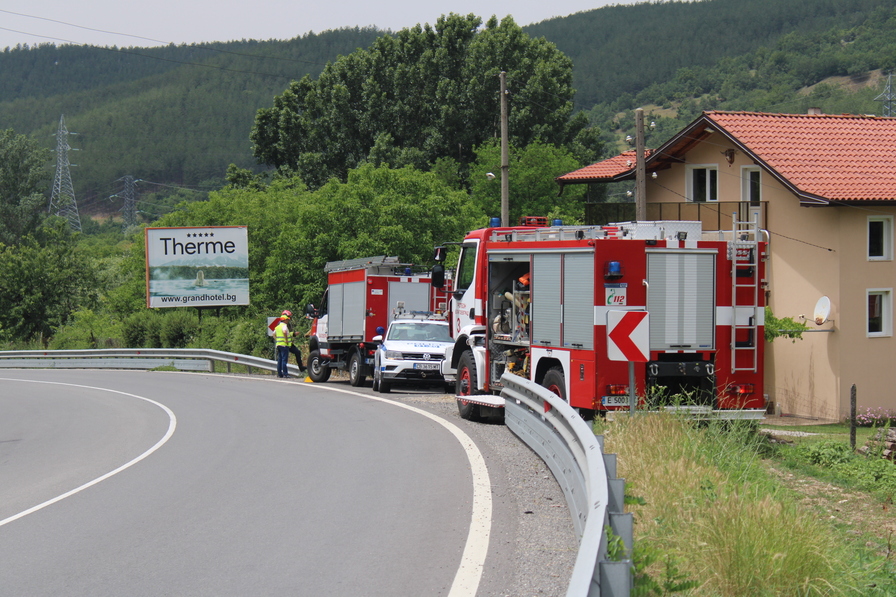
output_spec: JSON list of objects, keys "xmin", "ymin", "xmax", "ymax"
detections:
[{"xmin": 145, "ymin": 226, "xmax": 249, "ymax": 308}]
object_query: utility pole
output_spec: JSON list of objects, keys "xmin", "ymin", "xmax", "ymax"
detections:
[
  {"xmin": 634, "ymin": 108, "xmax": 647, "ymax": 221},
  {"xmin": 500, "ymin": 71, "xmax": 510, "ymax": 227},
  {"xmin": 48, "ymin": 114, "xmax": 82, "ymax": 232}
]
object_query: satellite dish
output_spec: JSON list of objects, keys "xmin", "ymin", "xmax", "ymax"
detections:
[{"xmin": 813, "ymin": 296, "xmax": 831, "ymax": 325}]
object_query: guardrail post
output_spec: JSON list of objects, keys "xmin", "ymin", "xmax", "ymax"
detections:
[
  {"xmin": 598, "ymin": 433, "xmax": 633, "ymax": 596},
  {"xmin": 599, "ymin": 560, "xmax": 633, "ymax": 596}
]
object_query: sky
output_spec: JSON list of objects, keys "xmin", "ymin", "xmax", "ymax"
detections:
[{"xmin": 0, "ymin": 1, "xmax": 630, "ymax": 49}]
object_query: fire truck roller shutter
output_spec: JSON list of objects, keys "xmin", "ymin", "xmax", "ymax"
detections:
[
  {"xmin": 646, "ymin": 249, "xmax": 716, "ymax": 351},
  {"xmin": 331, "ymin": 281, "xmax": 366, "ymax": 339},
  {"xmin": 387, "ymin": 281, "xmax": 430, "ymax": 323},
  {"xmin": 563, "ymin": 253, "xmax": 594, "ymax": 350},
  {"xmin": 532, "ymin": 254, "xmax": 561, "ymax": 346}
]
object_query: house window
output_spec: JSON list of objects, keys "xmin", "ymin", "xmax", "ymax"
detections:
[
  {"xmin": 741, "ymin": 167, "xmax": 761, "ymax": 205},
  {"xmin": 867, "ymin": 289, "xmax": 892, "ymax": 336},
  {"xmin": 868, "ymin": 216, "xmax": 893, "ymax": 261},
  {"xmin": 686, "ymin": 165, "xmax": 718, "ymax": 202}
]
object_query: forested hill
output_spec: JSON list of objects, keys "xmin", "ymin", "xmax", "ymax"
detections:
[
  {"xmin": 2, "ymin": 0, "xmax": 896, "ymax": 215},
  {"xmin": 0, "ymin": 28, "xmax": 384, "ymax": 214},
  {"xmin": 527, "ymin": 0, "xmax": 891, "ymax": 109}
]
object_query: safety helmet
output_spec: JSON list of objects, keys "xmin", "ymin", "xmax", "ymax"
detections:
[{"xmin": 281, "ymin": 309, "xmax": 292, "ymax": 318}]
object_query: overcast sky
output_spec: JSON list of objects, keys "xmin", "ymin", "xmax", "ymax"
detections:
[{"xmin": 0, "ymin": 1, "xmax": 631, "ymax": 49}]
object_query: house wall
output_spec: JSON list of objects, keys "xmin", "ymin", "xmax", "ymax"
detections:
[{"xmin": 836, "ymin": 206, "xmax": 896, "ymax": 417}]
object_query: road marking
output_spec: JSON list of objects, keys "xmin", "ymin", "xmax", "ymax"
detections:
[
  {"xmin": 0, "ymin": 378, "xmax": 177, "ymax": 528},
  {"xmin": 308, "ymin": 383, "xmax": 492, "ymax": 597}
]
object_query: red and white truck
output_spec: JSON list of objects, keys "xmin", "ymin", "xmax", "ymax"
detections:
[
  {"xmin": 305, "ymin": 255, "xmax": 449, "ymax": 386},
  {"xmin": 432, "ymin": 217, "xmax": 768, "ymax": 420}
]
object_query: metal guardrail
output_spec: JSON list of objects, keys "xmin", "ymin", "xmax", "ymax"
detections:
[
  {"xmin": 501, "ymin": 372, "xmax": 633, "ymax": 597},
  {"xmin": 0, "ymin": 348, "xmax": 305, "ymax": 377}
]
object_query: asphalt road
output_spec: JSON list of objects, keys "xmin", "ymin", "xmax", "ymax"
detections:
[{"xmin": 0, "ymin": 370, "xmax": 576, "ymax": 596}]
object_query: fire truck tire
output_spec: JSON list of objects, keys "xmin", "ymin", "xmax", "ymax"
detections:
[
  {"xmin": 307, "ymin": 350, "xmax": 331, "ymax": 383},
  {"xmin": 542, "ymin": 367, "xmax": 566, "ymax": 401},
  {"xmin": 456, "ymin": 351, "xmax": 481, "ymax": 421},
  {"xmin": 348, "ymin": 351, "xmax": 366, "ymax": 387}
]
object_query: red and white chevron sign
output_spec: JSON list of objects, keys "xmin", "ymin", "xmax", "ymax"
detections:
[{"xmin": 607, "ymin": 310, "xmax": 649, "ymax": 362}]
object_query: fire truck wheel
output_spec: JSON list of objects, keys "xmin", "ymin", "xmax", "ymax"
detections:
[
  {"xmin": 349, "ymin": 351, "xmax": 366, "ymax": 387},
  {"xmin": 456, "ymin": 351, "xmax": 481, "ymax": 421},
  {"xmin": 542, "ymin": 367, "xmax": 566, "ymax": 401},
  {"xmin": 307, "ymin": 350, "xmax": 331, "ymax": 383}
]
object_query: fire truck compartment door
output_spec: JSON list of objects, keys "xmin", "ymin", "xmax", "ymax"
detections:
[
  {"xmin": 387, "ymin": 281, "xmax": 431, "ymax": 322},
  {"xmin": 532, "ymin": 254, "xmax": 561, "ymax": 346},
  {"xmin": 646, "ymin": 249, "xmax": 716, "ymax": 351},
  {"xmin": 563, "ymin": 253, "xmax": 594, "ymax": 350},
  {"xmin": 329, "ymin": 280, "xmax": 365, "ymax": 339}
]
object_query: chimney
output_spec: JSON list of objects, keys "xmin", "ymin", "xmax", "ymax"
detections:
[{"xmin": 807, "ymin": 107, "xmax": 823, "ymax": 115}]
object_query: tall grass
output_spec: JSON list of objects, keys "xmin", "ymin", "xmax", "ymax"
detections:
[{"xmin": 598, "ymin": 413, "xmax": 876, "ymax": 595}]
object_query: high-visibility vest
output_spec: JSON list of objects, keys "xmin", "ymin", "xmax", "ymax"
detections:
[{"xmin": 274, "ymin": 321, "xmax": 291, "ymax": 347}]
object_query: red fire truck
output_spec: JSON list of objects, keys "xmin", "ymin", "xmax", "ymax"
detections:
[
  {"xmin": 305, "ymin": 256, "xmax": 448, "ymax": 386},
  {"xmin": 432, "ymin": 217, "xmax": 768, "ymax": 420}
]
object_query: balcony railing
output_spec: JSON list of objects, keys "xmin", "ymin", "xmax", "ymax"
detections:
[{"xmin": 586, "ymin": 201, "xmax": 767, "ymax": 231}]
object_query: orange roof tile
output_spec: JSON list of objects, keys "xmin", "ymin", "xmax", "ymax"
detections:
[
  {"xmin": 556, "ymin": 150, "xmax": 644, "ymax": 182},
  {"xmin": 702, "ymin": 111, "xmax": 896, "ymax": 202}
]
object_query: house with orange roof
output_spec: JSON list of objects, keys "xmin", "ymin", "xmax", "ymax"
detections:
[{"xmin": 558, "ymin": 110, "xmax": 896, "ymax": 420}]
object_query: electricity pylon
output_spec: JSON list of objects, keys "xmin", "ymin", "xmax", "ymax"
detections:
[
  {"xmin": 875, "ymin": 72, "xmax": 895, "ymax": 118},
  {"xmin": 48, "ymin": 115, "xmax": 82, "ymax": 232},
  {"xmin": 121, "ymin": 175, "xmax": 137, "ymax": 230}
]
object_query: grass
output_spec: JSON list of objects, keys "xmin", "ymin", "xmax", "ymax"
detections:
[{"xmin": 596, "ymin": 412, "xmax": 896, "ymax": 596}]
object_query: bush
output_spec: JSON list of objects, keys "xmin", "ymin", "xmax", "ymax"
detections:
[
  {"xmin": 49, "ymin": 309, "xmax": 122, "ymax": 349},
  {"xmin": 796, "ymin": 440, "xmax": 854, "ymax": 467},
  {"xmin": 122, "ymin": 311, "xmax": 163, "ymax": 348},
  {"xmin": 159, "ymin": 310, "xmax": 199, "ymax": 348},
  {"xmin": 228, "ymin": 319, "xmax": 271, "ymax": 357}
]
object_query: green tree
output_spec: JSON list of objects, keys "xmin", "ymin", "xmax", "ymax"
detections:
[
  {"xmin": 0, "ymin": 129, "xmax": 52, "ymax": 245},
  {"xmin": 251, "ymin": 14, "xmax": 584, "ymax": 188},
  {"xmin": 262, "ymin": 164, "xmax": 480, "ymax": 308},
  {"xmin": 0, "ymin": 222, "xmax": 98, "ymax": 343},
  {"xmin": 468, "ymin": 139, "xmax": 588, "ymax": 224}
]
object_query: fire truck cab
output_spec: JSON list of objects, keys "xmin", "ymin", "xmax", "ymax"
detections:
[{"xmin": 434, "ymin": 218, "xmax": 768, "ymax": 421}]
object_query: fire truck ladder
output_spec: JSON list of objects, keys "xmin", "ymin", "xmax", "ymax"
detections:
[{"xmin": 728, "ymin": 213, "xmax": 761, "ymax": 373}]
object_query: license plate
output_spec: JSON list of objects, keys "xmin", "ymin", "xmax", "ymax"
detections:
[
  {"xmin": 413, "ymin": 363, "xmax": 440, "ymax": 370},
  {"xmin": 601, "ymin": 395, "xmax": 630, "ymax": 407}
]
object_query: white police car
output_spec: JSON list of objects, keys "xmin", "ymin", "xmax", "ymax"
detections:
[{"xmin": 372, "ymin": 318, "xmax": 453, "ymax": 393}]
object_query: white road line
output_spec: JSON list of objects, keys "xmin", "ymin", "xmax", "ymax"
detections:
[
  {"xmin": 0, "ymin": 378, "xmax": 177, "ymax": 528},
  {"xmin": 305, "ymin": 383, "xmax": 492, "ymax": 597}
]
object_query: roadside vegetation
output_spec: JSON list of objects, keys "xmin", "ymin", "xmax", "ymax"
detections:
[{"xmin": 597, "ymin": 413, "xmax": 896, "ymax": 595}]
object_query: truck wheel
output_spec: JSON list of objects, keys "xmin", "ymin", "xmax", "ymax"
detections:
[
  {"xmin": 542, "ymin": 367, "xmax": 593, "ymax": 420},
  {"xmin": 307, "ymin": 350, "xmax": 331, "ymax": 383},
  {"xmin": 456, "ymin": 351, "xmax": 480, "ymax": 421},
  {"xmin": 542, "ymin": 367, "xmax": 566, "ymax": 401},
  {"xmin": 348, "ymin": 351, "xmax": 366, "ymax": 387}
]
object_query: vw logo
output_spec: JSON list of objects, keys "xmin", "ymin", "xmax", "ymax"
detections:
[{"xmin": 423, "ymin": 353, "xmax": 431, "ymax": 360}]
